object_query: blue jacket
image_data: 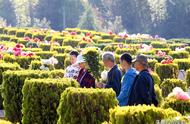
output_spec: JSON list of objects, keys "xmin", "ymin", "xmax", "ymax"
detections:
[
  {"xmin": 128, "ymin": 70, "xmax": 158, "ymax": 106},
  {"xmin": 105, "ymin": 65, "xmax": 122, "ymax": 96},
  {"xmin": 117, "ymin": 68, "xmax": 137, "ymax": 106}
]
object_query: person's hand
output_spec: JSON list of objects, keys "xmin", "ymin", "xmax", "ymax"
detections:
[{"xmin": 96, "ymin": 83, "xmax": 104, "ymax": 88}]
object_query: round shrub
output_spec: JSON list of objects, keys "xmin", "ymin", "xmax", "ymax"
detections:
[
  {"xmin": 174, "ymin": 59, "xmax": 190, "ymax": 70},
  {"xmin": 155, "ymin": 63, "xmax": 179, "ymax": 81},
  {"xmin": 169, "ymin": 51, "xmax": 189, "ymax": 59},
  {"xmin": 57, "ymin": 88, "xmax": 118, "ymax": 124},
  {"xmin": 160, "ymin": 79, "xmax": 187, "ymax": 98},
  {"xmin": 162, "ymin": 98, "xmax": 190, "ymax": 115},
  {"xmin": 22, "ymin": 78, "xmax": 79, "ymax": 124},
  {"xmin": 109, "ymin": 105, "xmax": 181, "ymax": 124}
]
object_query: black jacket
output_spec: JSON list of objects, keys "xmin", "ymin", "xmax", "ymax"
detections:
[
  {"xmin": 105, "ymin": 65, "xmax": 122, "ymax": 96},
  {"xmin": 128, "ymin": 70, "xmax": 158, "ymax": 106}
]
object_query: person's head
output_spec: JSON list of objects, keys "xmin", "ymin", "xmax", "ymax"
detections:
[
  {"xmin": 133, "ymin": 54, "xmax": 148, "ymax": 72},
  {"xmin": 76, "ymin": 54, "xmax": 86, "ymax": 69},
  {"xmin": 102, "ymin": 52, "xmax": 115, "ymax": 69},
  {"xmin": 69, "ymin": 51, "xmax": 79, "ymax": 64},
  {"xmin": 120, "ymin": 53, "xmax": 132, "ymax": 71}
]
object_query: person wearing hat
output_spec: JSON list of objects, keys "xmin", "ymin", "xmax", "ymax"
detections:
[
  {"xmin": 76, "ymin": 54, "xmax": 95, "ymax": 88},
  {"xmin": 127, "ymin": 54, "xmax": 158, "ymax": 106},
  {"xmin": 117, "ymin": 53, "xmax": 137, "ymax": 106}
]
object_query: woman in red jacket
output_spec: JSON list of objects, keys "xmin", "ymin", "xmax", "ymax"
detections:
[{"xmin": 76, "ymin": 55, "xmax": 95, "ymax": 88}]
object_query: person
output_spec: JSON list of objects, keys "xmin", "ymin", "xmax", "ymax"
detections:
[
  {"xmin": 76, "ymin": 54, "xmax": 95, "ymax": 88},
  {"xmin": 117, "ymin": 53, "xmax": 137, "ymax": 106},
  {"xmin": 64, "ymin": 51, "xmax": 80, "ymax": 79},
  {"xmin": 100, "ymin": 52, "xmax": 122, "ymax": 96},
  {"xmin": 128, "ymin": 54, "xmax": 158, "ymax": 106}
]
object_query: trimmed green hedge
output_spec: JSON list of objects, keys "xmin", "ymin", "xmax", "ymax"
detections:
[
  {"xmin": 103, "ymin": 45, "xmax": 117, "ymax": 52},
  {"xmin": 185, "ymin": 69, "xmax": 190, "ymax": 86},
  {"xmin": 151, "ymin": 41, "xmax": 168, "ymax": 48},
  {"xmin": 160, "ymin": 79, "xmax": 187, "ymax": 97},
  {"xmin": 0, "ymin": 63, "xmax": 20, "ymax": 109},
  {"xmin": 174, "ymin": 59, "xmax": 190, "ymax": 71},
  {"xmin": 2, "ymin": 70, "xmax": 65, "ymax": 123},
  {"xmin": 109, "ymin": 105, "xmax": 181, "ymax": 124},
  {"xmin": 3, "ymin": 54, "xmax": 40, "ymax": 69},
  {"xmin": 148, "ymin": 59, "xmax": 158, "ymax": 70},
  {"xmin": 39, "ymin": 43, "xmax": 51, "ymax": 51},
  {"xmin": 151, "ymin": 72, "xmax": 161, "ymax": 85},
  {"xmin": 115, "ymin": 48, "xmax": 137, "ymax": 55},
  {"xmin": 54, "ymin": 54, "xmax": 67, "ymax": 69},
  {"xmin": 63, "ymin": 38, "xmax": 80, "ymax": 48},
  {"xmin": 154, "ymin": 84, "xmax": 163, "ymax": 106},
  {"xmin": 22, "ymin": 78, "xmax": 79, "ymax": 124},
  {"xmin": 169, "ymin": 51, "xmax": 189, "ymax": 59},
  {"xmin": 57, "ymin": 88, "xmax": 118, "ymax": 124},
  {"xmin": 0, "ymin": 119, "xmax": 11, "ymax": 124},
  {"xmin": 35, "ymin": 51, "xmax": 57, "ymax": 59},
  {"xmin": 155, "ymin": 63, "xmax": 178, "ymax": 81},
  {"xmin": 162, "ymin": 98, "xmax": 190, "ymax": 115}
]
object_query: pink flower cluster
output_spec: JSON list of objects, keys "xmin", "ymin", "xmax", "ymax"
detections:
[
  {"xmin": 168, "ymin": 87, "xmax": 190, "ymax": 101},
  {"xmin": 157, "ymin": 50, "xmax": 166, "ymax": 57},
  {"xmin": 13, "ymin": 43, "xmax": 34, "ymax": 57}
]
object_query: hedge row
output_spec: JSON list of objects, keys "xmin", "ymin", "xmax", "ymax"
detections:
[
  {"xmin": 57, "ymin": 88, "xmax": 118, "ymax": 124},
  {"xmin": 22, "ymin": 78, "xmax": 79, "ymax": 124},
  {"xmin": 162, "ymin": 98, "xmax": 190, "ymax": 115},
  {"xmin": 0, "ymin": 63, "xmax": 20, "ymax": 109},
  {"xmin": 155, "ymin": 63, "xmax": 178, "ymax": 81},
  {"xmin": 1, "ymin": 70, "xmax": 65, "ymax": 123},
  {"xmin": 109, "ymin": 105, "xmax": 181, "ymax": 124},
  {"xmin": 160, "ymin": 79, "xmax": 187, "ymax": 98}
]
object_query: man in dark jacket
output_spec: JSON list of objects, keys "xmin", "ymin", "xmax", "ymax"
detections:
[
  {"xmin": 100, "ymin": 52, "xmax": 122, "ymax": 96},
  {"xmin": 128, "ymin": 54, "xmax": 158, "ymax": 106}
]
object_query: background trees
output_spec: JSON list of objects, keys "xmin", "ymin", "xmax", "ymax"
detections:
[{"xmin": 0, "ymin": 0, "xmax": 190, "ymax": 38}]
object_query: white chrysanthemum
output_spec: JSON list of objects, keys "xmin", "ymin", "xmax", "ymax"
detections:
[{"xmin": 101, "ymin": 70, "xmax": 108, "ymax": 81}]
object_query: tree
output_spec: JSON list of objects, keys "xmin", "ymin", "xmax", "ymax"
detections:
[
  {"xmin": 0, "ymin": 0, "xmax": 16, "ymax": 26},
  {"xmin": 78, "ymin": 5, "xmax": 99, "ymax": 31}
]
